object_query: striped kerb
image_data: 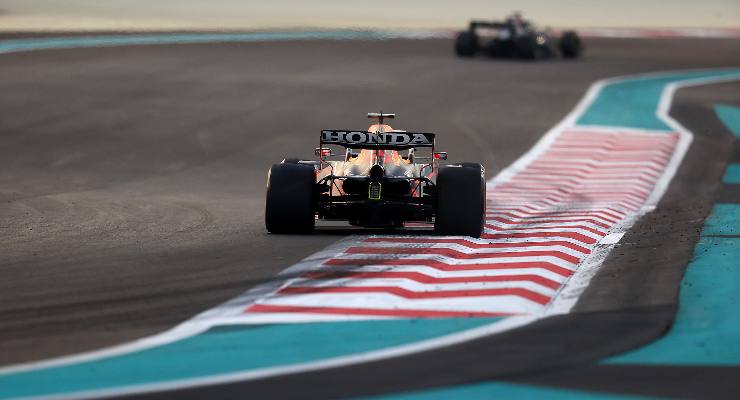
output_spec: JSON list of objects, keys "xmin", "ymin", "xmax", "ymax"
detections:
[{"xmin": 242, "ymin": 128, "xmax": 679, "ymax": 320}]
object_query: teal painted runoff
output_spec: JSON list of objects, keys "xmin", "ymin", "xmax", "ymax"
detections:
[
  {"xmin": 577, "ymin": 70, "xmax": 740, "ymax": 131},
  {"xmin": 702, "ymin": 203, "xmax": 740, "ymax": 236},
  {"xmin": 723, "ymin": 164, "xmax": 740, "ymax": 185},
  {"xmin": 714, "ymin": 103, "xmax": 740, "ymax": 138},
  {"xmin": 716, "ymin": 104, "xmax": 740, "ymax": 183},
  {"xmin": 608, "ymin": 204, "xmax": 740, "ymax": 365},
  {"xmin": 367, "ymin": 381, "xmax": 652, "ymax": 400},
  {"xmin": 0, "ymin": 31, "xmax": 397, "ymax": 54},
  {"xmin": 0, "ymin": 318, "xmax": 498, "ymax": 399}
]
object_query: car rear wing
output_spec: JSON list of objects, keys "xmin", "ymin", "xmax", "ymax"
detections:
[
  {"xmin": 469, "ymin": 20, "xmax": 508, "ymax": 30},
  {"xmin": 319, "ymin": 130, "xmax": 435, "ymax": 150}
]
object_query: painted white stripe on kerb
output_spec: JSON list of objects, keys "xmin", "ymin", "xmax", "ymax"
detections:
[
  {"xmin": 483, "ymin": 227, "xmax": 604, "ymax": 240},
  {"xmin": 356, "ymin": 242, "xmax": 587, "ymax": 258},
  {"xmin": 486, "ymin": 219, "xmax": 609, "ymax": 232},
  {"xmin": 283, "ymin": 278, "xmax": 558, "ymax": 296},
  {"xmin": 331, "ymin": 254, "xmax": 579, "ymax": 270},
  {"xmin": 254, "ymin": 294, "xmax": 547, "ymax": 313},
  {"xmin": 303, "ymin": 265, "xmax": 570, "ymax": 282},
  {"xmin": 368, "ymin": 235, "xmax": 594, "ymax": 248}
]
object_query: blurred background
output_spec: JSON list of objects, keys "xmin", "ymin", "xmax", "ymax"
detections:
[{"xmin": 0, "ymin": 0, "xmax": 738, "ymax": 31}]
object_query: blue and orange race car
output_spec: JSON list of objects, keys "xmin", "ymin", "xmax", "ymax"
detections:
[{"xmin": 265, "ymin": 113, "xmax": 486, "ymax": 237}]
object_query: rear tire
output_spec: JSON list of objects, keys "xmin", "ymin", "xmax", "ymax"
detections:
[
  {"xmin": 559, "ymin": 31, "xmax": 582, "ymax": 59},
  {"xmin": 455, "ymin": 31, "xmax": 478, "ymax": 57},
  {"xmin": 265, "ymin": 163, "xmax": 316, "ymax": 234},
  {"xmin": 435, "ymin": 163, "xmax": 486, "ymax": 237}
]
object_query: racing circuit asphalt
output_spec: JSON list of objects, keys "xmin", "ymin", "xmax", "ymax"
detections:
[{"xmin": 1, "ymin": 36, "xmax": 739, "ymax": 397}]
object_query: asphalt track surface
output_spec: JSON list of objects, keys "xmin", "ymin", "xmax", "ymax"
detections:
[{"xmin": 1, "ymin": 36, "xmax": 739, "ymax": 397}]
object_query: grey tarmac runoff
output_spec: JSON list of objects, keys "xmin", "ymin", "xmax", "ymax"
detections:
[{"xmin": 0, "ymin": 35, "xmax": 739, "ymax": 398}]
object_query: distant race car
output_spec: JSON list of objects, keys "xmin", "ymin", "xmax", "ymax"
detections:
[
  {"xmin": 265, "ymin": 113, "xmax": 486, "ymax": 237},
  {"xmin": 455, "ymin": 13, "xmax": 582, "ymax": 60}
]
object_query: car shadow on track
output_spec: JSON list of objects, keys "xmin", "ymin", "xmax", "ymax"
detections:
[{"xmin": 310, "ymin": 227, "xmax": 434, "ymax": 236}]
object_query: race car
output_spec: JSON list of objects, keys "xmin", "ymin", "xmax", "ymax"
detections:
[
  {"xmin": 455, "ymin": 12, "xmax": 582, "ymax": 60},
  {"xmin": 265, "ymin": 113, "xmax": 486, "ymax": 237}
]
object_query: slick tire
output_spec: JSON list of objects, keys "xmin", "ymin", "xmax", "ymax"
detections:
[
  {"xmin": 435, "ymin": 163, "xmax": 486, "ymax": 237},
  {"xmin": 455, "ymin": 31, "xmax": 478, "ymax": 57},
  {"xmin": 265, "ymin": 162, "xmax": 316, "ymax": 234},
  {"xmin": 559, "ymin": 31, "xmax": 582, "ymax": 59}
]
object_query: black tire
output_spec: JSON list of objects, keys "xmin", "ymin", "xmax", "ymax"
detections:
[
  {"xmin": 458, "ymin": 162, "xmax": 483, "ymax": 169},
  {"xmin": 282, "ymin": 158, "xmax": 301, "ymax": 164},
  {"xmin": 435, "ymin": 163, "xmax": 486, "ymax": 237},
  {"xmin": 559, "ymin": 31, "xmax": 582, "ymax": 59},
  {"xmin": 455, "ymin": 31, "xmax": 478, "ymax": 57},
  {"xmin": 265, "ymin": 163, "xmax": 316, "ymax": 234}
]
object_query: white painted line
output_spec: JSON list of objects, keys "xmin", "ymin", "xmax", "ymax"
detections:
[
  {"xmin": 254, "ymin": 294, "xmax": 548, "ymax": 313},
  {"xmin": 9, "ymin": 316, "xmax": 538, "ymax": 400}
]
